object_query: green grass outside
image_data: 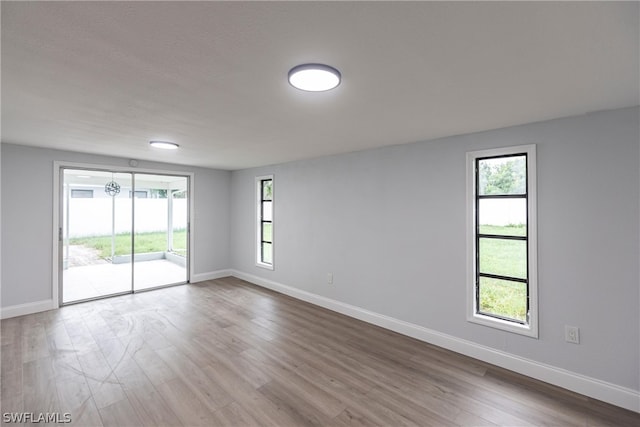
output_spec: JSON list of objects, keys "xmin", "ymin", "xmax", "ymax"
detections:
[
  {"xmin": 479, "ymin": 277, "xmax": 527, "ymax": 322},
  {"xmin": 262, "ymin": 223, "xmax": 272, "ymax": 242},
  {"xmin": 70, "ymin": 229, "xmax": 186, "ymax": 259},
  {"xmin": 479, "ymin": 224, "xmax": 525, "ymax": 236},
  {"xmin": 478, "ymin": 223, "xmax": 527, "ymax": 321}
]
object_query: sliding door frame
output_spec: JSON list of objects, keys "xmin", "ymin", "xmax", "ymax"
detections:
[{"xmin": 53, "ymin": 161, "xmax": 195, "ymax": 307}]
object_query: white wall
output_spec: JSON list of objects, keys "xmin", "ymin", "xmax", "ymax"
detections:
[
  {"xmin": 1, "ymin": 144, "xmax": 231, "ymax": 307},
  {"xmin": 66, "ymin": 199, "xmax": 188, "ymax": 237},
  {"xmin": 230, "ymin": 107, "xmax": 639, "ymax": 393}
]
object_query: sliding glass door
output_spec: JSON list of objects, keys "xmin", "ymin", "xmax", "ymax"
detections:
[
  {"xmin": 133, "ymin": 174, "xmax": 188, "ymax": 290},
  {"xmin": 61, "ymin": 168, "xmax": 189, "ymax": 304}
]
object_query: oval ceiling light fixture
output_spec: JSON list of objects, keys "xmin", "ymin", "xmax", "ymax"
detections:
[
  {"xmin": 149, "ymin": 140, "xmax": 179, "ymax": 150},
  {"xmin": 288, "ymin": 63, "xmax": 341, "ymax": 92}
]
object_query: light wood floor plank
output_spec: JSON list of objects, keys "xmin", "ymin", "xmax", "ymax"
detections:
[
  {"xmin": 212, "ymin": 401, "xmax": 262, "ymax": 427},
  {"xmin": 1, "ymin": 317, "xmax": 22, "ymax": 346},
  {"xmin": 55, "ymin": 375, "xmax": 104, "ymax": 426},
  {"xmin": 156, "ymin": 345, "xmax": 233, "ymax": 413},
  {"xmin": 99, "ymin": 397, "xmax": 144, "ymax": 427},
  {"xmin": 200, "ymin": 361, "xmax": 306, "ymax": 427},
  {"xmin": 77, "ymin": 350, "xmax": 126, "ymax": 410},
  {"xmin": 124, "ymin": 383, "xmax": 183, "ymax": 427},
  {"xmin": 257, "ymin": 379, "xmax": 334, "ymax": 426},
  {"xmin": 130, "ymin": 346, "xmax": 178, "ymax": 387},
  {"xmin": 155, "ymin": 378, "xmax": 218, "ymax": 427},
  {"xmin": 241, "ymin": 348, "xmax": 347, "ymax": 418},
  {"xmin": 331, "ymin": 408, "xmax": 381, "ymax": 427}
]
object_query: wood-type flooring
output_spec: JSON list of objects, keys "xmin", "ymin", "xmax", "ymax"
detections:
[{"xmin": 1, "ymin": 277, "xmax": 638, "ymax": 426}]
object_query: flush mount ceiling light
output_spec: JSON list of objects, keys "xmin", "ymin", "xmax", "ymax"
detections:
[
  {"xmin": 288, "ymin": 63, "xmax": 341, "ymax": 92},
  {"xmin": 149, "ymin": 141, "xmax": 179, "ymax": 150}
]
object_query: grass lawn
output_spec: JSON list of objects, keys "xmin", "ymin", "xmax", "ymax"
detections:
[
  {"xmin": 479, "ymin": 277, "xmax": 527, "ymax": 321},
  {"xmin": 262, "ymin": 223, "xmax": 272, "ymax": 242},
  {"xmin": 478, "ymin": 224, "xmax": 527, "ymax": 321},
  {"xmin": 70, "ymin": 229, "xmax": 186, "ymax": 259},
  {"xmin": 480, "ymin": 224, "xmax": 526, "ymax": 236}
]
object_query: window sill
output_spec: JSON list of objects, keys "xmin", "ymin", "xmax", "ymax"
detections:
[
  {"xmin": 468, "ymin": 313, "xmax": 538, "ymax": 338},
  {"xmin": 255, "ymin": 262, "xmax": 274, "ymax": 271}
]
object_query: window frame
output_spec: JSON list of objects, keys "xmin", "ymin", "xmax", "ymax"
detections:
[
  {"xmin": 70, "ymin": 189, "xmax": 94, "ymax": 198},
  {"xmin": 129, "ymin": 190, "xmax": 148, "ymax": 198},
  {"xmin": 466, "ymin": 144, "xmax": 538, "ymax": 338},
  {"xmin": 255, "ymin": 175, "xmax": 274, "ymax": 270}
]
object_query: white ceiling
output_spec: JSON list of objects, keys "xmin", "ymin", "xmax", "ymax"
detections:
[{"xmin": 2, "ymin": 1, "xmax": 638, "ymax": 170}]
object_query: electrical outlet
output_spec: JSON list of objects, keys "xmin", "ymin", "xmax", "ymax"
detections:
[
  {"xmin": 565, "ymin": 325, "xmax": 580, "ymax": 344},
  {"xmin": 327, "ymin": 273, "xmax": 333, "ymax": 284}
]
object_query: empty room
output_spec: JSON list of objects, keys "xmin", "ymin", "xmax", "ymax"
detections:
[{"xmin": 1, "ymin": 1, "xmax": 639, "ymax": 426}]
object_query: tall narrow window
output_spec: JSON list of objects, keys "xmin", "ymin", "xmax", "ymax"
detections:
[
  {"xmin": 256, "ymin": 175, "xmax": 274, "ymax": 269},
  {"xmin": 467, "ymin": 145, "xmax": 537, "ymax": 337}
]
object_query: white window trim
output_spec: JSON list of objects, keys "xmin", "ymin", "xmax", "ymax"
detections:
[
  {"xmin": 466, "ymin": 144, "xmax": 538, "ymax": 338},
  {"xmin": 255, "ymin": 175, "xmax": 274, "ymax": 270}
]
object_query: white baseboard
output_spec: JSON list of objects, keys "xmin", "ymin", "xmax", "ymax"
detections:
[
  {"xmin": 1, "ymin": 299, "xmax": 56, "ymax": 319},
  {"xmin": 230, "ymin": 269, "xmax": 640, "ymax": 413},
  {"xmin": 190, "ymin": 269, "xmax": 232, "ymax": 283}
]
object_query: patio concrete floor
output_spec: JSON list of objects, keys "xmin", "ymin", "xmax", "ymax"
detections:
[{"xmin": 63, "ymin": 259, "xmax": 187, "ymax": 303}]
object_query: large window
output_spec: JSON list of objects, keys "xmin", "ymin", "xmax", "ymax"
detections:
[
  {"xmin": 256, "ymin": 175, "xmax": 274, "ymax": 269},
  {"xmin": 467, "ymin": 145, "xmax": 537, "ymax": 337}
]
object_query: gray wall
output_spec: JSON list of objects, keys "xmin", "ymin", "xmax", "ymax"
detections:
[
  {"xmin": 1, "ymin": 144, "xmax": 230, "ymax": 307},
  {"xmin": 230, "ymin": 106, "xmax": 640, "ymax": 391}
]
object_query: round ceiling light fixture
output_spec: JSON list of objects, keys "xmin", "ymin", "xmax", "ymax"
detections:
[
  {"xmin": 288, "ymin": 63, "xmax": 341, "ymax": 92},
  {"xmin": 149, "ymin": 140, "xmax": 179, "ymax": 150}
]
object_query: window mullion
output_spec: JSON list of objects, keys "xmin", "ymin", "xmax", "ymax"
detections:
[
  {"xmin": 478, "ymin": 234, "xmax": 527, "ymax": 241},
  {"xmin": 478, "ymin": 194, "xmax": 526, "ymax": 199}
]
